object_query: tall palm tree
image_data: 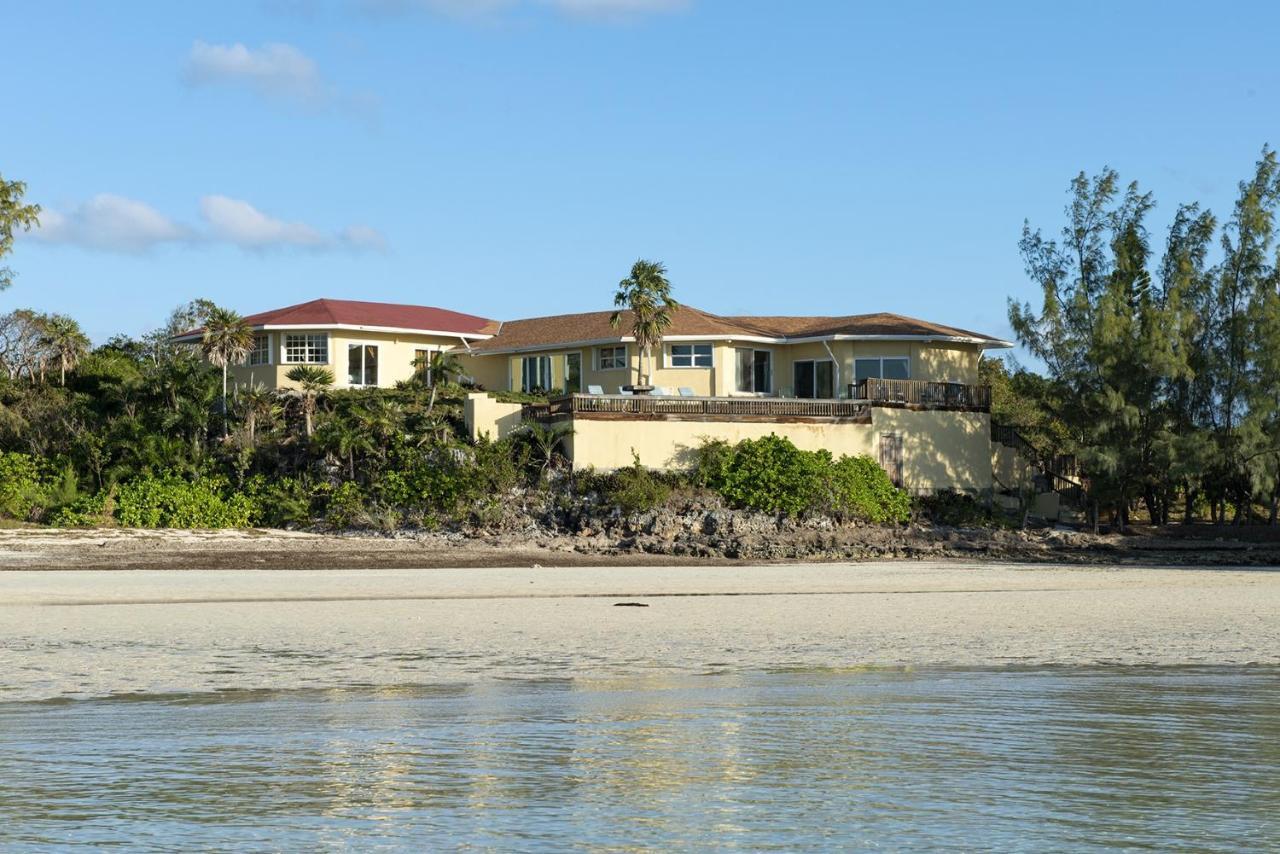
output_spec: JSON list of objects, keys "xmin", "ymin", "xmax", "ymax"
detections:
[
  {"xmin": 284, "ymin": 365, "xmax": 334, "ymax": 437},
  {"xmin": 200, "ymin": 307, "xmax": 255, "ymax": 436},
  {"xmin": 609, "ymin": 259, "xmax": 679, "ymax": 387},
  {"xmin": 39, "ymin": 314, "xmax": 90, "ymax": 386}
]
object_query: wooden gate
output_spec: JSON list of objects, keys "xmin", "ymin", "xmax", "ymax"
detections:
[{"xmin": 879, "ymin": 432, "xmax": 904, "ymax": 487}]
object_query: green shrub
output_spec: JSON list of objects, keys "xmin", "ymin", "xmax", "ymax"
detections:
[
  {"xmin": 694, "ymin": 435, "xmax": 910, "ymax": 523},
  {"xmin": 605, "ymin": 453, "xmax": 671, "ymax": 515},
  {"xmin": 243, "ymin": 475, "xmax": 316, "ymax": 528},
  {"xmin": 116, "ymin": 474, "xmax": 255, "ymax": 528},
  {"xmin": 49, "ymin": 492, "xmax": 113, "ymax": 528},
  {"xmin": 0, "ymin": 452, "xmax": 47, "ymax": 521},
  {"xmin": 914, "ymin": 490, "xmax": 1006, "ymax": 527},
  {"xmin": 324, "ymin": 481, "xmax": 366, "ymax": 529}
]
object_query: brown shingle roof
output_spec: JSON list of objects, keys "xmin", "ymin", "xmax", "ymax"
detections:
[
  {"xmin": 466, "ymin": 307, "xmax": 1009, "ymax": 353},
  {"xmin": 466, "ymin": 306, "xmax": 774, "ymax": 352}
]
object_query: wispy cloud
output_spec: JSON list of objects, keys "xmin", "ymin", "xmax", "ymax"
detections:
[
  {"xmin": 31, "ymin": 195, "xmax": 193, "ymax": 254},
  {"xmin": 359, "ymin": 0, "xmax": 689, "ymax": 23},
  {"xmin": 185, "ymin": 41, "xmax": 324, "ymax": 103},
  {"xmin": 31, "ymin": 194, "xmax": 386, "ymax": 255},
  {"xmin": 182, "ymin": 40, "xmax": 378, "ymax": 121}
]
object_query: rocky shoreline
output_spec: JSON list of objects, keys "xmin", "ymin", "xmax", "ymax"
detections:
[{"xmin": 2, "ymin": 501, "xmax": 1279, "ymax": 570}]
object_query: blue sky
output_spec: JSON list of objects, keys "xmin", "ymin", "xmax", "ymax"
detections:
[{"xmin": 5, "ymin": 0, "xmax": 1279, "ymax": 350}]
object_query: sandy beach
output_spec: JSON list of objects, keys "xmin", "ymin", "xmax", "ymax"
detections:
[{"xmin": 1, "ymin": 562, "xmax": 1276, "ymax": 702}]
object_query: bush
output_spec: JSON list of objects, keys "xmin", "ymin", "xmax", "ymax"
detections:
[
  {"xmin": 605, "ymin": 453, "xmax": 671, "ymax": 515},
  {"xmin": 49, "ymin": 492, "xmax": 113, "ymax": 527},
  {"xmin": 0, "ymin": 452, "xmax": 82, "ymax": 523},
  {"xmin": 323, "ymin": 481, "xmax": 365, "ymax": 529},
  {"xmin": 243, "ymin": 475, "xmax": 316, "ymax": 528},
  {"xmin": 914, "ymin": 490, "xmax": 1006, "ymax": 527},
  {"xmin": 0, "ymin": 452, "xmax": 47, "ymax": 521},
  {"xmin": 115, "ymin": 474, "xmax": 255, "ymax": 528},
  {"xmin": 694, "ymin": 435, "xmax": 910, "ymax": 523}
]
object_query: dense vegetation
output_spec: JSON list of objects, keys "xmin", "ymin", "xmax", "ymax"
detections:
[
  {"xmin": 0, "ymin": 300, "xmax": 910, "ymax": 529},
  {"xmin": 998, "ymin": 147, "xmax": 1280, "ymax": 528}
]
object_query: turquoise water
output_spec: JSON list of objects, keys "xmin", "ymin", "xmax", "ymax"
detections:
[{"xmin": 1, "ymin": 668, "xmax": 1276, "ymax": 851}]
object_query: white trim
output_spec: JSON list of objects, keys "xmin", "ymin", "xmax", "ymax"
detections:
[
  {"xmin": 247, "ymin": 332, "xmax": 273, "ymax": 367},
  {"xmin": 595, "ymin": 344, "xmax": 628, "ymax": 372},
  {"xmin": 171, "ymin": 323, "xmax": 494, "ymax": 345},
  {"xmin": 665, "ymin": 342, "xmax": 714, "ymax": 369},
  {"xmin": 734, "ymin": 345, "xmax": 775, "ymax": 395},
  {"xmin": 344, "ymin": 340, "xmax": 383, "ymax": 388},
  {"xmin": 281, "ymin": 331, "xmax": 331, "ymax": 365}
]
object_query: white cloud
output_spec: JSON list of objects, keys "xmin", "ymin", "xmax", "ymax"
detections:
[
  {"xmin": 185, "ymin": 41, "xmax": 324, "ymax": 103},
  {"xmin": 32, "ymin": 194, "xmax": 192, "ymax": 253},
  {"xmin": 29, "ymin": 194, "xmax": 386, "ymax": 255},
  {"xmin": 200, "ymin": 195, "xmax": 329, "ymax": 249}
]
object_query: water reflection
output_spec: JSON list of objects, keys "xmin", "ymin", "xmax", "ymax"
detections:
[{"xmin": 1, "ymin": 668, "xmax": 1276, "ymax": 850}]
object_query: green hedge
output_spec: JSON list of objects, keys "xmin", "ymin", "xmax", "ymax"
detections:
[{"xmin": 694, "ymin": 434, "xmax": 910, "ymax": 523}]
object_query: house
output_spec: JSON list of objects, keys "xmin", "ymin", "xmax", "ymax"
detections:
[
  {"xmin": 459, "ymin": 305, "xmax": 1015, "ymax": 494},
  {"xmin": 174, "ymin": 298, "xmax": 497, "ymax": 391}
]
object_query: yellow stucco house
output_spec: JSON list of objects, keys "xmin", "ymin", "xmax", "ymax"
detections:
[
  {"xmin": 174, "ymin": 298, "xmax": 498, "ymax": 391},
  {"xmin": 458, "ymin": 305, "xmax": 1017, "ymax": 495}
]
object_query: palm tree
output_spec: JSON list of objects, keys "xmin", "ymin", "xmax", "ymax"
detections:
[
  {"xmin": 412, "ymin": 350, "xmax": 466, "ymax": 413},
  {"xmin": 518, "ymin": 420, "xmax": 574, "ymax": 479},
  {"xmin": 39, "ymin": 314, "xmax": 90, "ymax": 386},
  {"xmin": 200, "ymin": 307, "xmax": 255, "ymax": 436},
  {"xmin": 284, "ymin": 365, "xmax": 334, "ymax": 437},
  {"xmin": 236, "ymin": 383, "xmax": 280, "ymax": 449},
  {"xmin": 609, "ymin": 259, "xmax": 679, "ymax": 387},
  {"xmin": 316, "ymin": 418, "xmax": 373, "ymax": 480}
]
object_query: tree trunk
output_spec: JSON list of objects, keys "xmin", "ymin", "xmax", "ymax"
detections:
[
  {"xmin": 1269, "ymin": 493, "xmax": 1279, "ymax": 526},
  {"xmin": 222, "ymin": 364, "xmax": 229, "ymax": 438}
]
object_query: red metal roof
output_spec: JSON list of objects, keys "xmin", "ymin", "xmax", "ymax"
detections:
[{"xmin": 239, "ymin": 298, "xmax": 496, "ymax": 336}]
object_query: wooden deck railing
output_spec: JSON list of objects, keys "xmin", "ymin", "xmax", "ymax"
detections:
[
  {"xmin": 851, "ymin": 378, "xmax": 991, "ymax": 411},
  {"xmin": 522, "ymin": 394, "xmax": 871, "ymax": 421}
]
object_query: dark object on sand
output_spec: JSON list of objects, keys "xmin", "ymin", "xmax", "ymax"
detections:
[{"xmin": 613, "ymin": 602, "xmax": 649, "ymax": 607}]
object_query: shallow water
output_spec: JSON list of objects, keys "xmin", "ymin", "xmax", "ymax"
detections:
[{"xmin": 1, "ymin": 667, "xmax": 1276, "ymax": 851}]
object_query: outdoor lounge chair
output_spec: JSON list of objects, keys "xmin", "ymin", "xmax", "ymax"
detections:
[
  {"xmin": 587, "ymin": 384, "xmax": 604, "ymax": 395},
  {"xmin": 678, "ymin": 387, "xmax": 696, "ymax": 396}
]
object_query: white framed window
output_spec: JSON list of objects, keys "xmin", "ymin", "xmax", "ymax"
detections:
[
  {"xmin": 854, "ymin": 357, "xmax": 910, "ymax": 383},
  {"xmin": 283, "ymin": 333, "xmax": 329, "ymax": 364},
  {"xmin": 564, "ymin": 352, "xmax": 582, "ymax": 393},
  {"xmin": 669, "ymin": 343, "xmax": 712, "ymax": 368},
  {"xmin": 247, "ymin": 333, "xmax": 271, "ymax": 366},
  {"xmin": 521, "ymin": 355, "xmax": 552, "ymax": 393},
  {"xmin": 597, "ymin": 346, "xmax": 627, "ymax": 371},
  {"xmin": 348, "ymin": 344, "xmax": 379, "ymax": 387}
]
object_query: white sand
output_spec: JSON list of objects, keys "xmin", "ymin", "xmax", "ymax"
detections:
[{"xmin": 1, "ymin": 563, "xmax": 1276, "ymax": 701}]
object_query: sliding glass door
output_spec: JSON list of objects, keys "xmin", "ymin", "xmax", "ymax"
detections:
[
  {"xmin": 736, "ymin": 348, "xmax": 772, "ymax": 393},
  {"xmin": 793, "ymin": 359, "xmax": 834, "ymax": 398},
  {"xmin": 347, "ymin": 344, "xmax": 379, "ymax": 387}
]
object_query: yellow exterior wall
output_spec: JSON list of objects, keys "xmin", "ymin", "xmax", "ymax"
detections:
[
  {"xmin": 568, "ymin": 418, "xmax": 877, "ymax": 471},
  {"xmin": 559, "ymin": 407, "xmax": 994, "ymax": 492},
  {"xmin": 228, "ymin": 329, "xmax": 461, "ymax": 391},
  {"xmin": 463, "ymin": 393, "xmax": 525, "ymax": 441},
  {"xmin": 869, "ymin": 408, "xmax": 992, "ymax": 492}
]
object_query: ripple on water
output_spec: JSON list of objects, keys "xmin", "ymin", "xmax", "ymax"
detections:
[{"xmin": 0, "ymin": 667, "xmax": 1277, "ymax": 851}]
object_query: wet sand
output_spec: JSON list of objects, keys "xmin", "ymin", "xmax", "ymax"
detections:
[{"xmin": 1, "ymin": 563, "xmax": 1276, "ymax": 702}]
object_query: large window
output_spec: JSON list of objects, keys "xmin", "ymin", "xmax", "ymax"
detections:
[
  {"xmin": 669, "ymin": 343, "xmax": 712, "ymax": 368},
  {"xmin": 794, "ymin": 359, "xmax": 835, "ymax": 399},
  {"xmin": 521, "ymin": 355, "xmax": 552, "ymax": 393},
  {"xmin": 855, "ymin": 357, "xmax": 910, "ymax": 383},
  {"xmin": 598, "ymin": 346, "xmax": 627, "ymax": 370},
  {"xmin": 347, "ymin": 344, "xmax": 379, "ymax": 387},
  {"xmin": 736, "ymin": 348, "xmax": 772, "ymax": 393},
  {"xmin": 247, "ymin": 333, "xmax": 271, "ymax": 366},
  {"xmin": 284, "ymin": 333, "xmax": 328, "ymax": 364}
]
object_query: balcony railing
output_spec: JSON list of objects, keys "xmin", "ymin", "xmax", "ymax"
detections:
[
  {"xmin": 851, "ymin": 378, "xmax": 991, "ymax": 411},
  {"xmin": 523, "ymin": 394, "xmax": 871, "ymax": 421}
]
